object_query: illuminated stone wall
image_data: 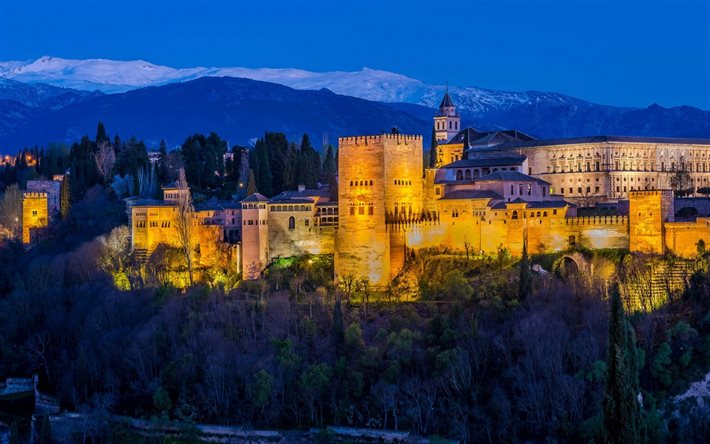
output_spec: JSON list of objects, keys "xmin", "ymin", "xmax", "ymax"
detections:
[
  {"xmin": 267, "ymin": 205, "xmax": 335, "ymax": 259},
  {"xmin": 493, "ymin": 140, "xmax": 710, "ymax": 204},
  {"xmin": 335, "ymin": 134, "xmax": 423, "ymax": 287},
  {"xmin": 664, "ymin": 218, "xmax": 710, "ymax": 257},
  {"xmin": 241, "ymin": 202, "xmax": 269, "ymax": 279},
  {"xmin": 22, "ymin": 192, "xmax": 48, "ymax": 244},
  {"xmin": 629, "ymin": 190, "xmax": 674, "ymax": 254},
  {"xmin": 436, "ymin": 142, "xmax": 464, "ymax": 167}
]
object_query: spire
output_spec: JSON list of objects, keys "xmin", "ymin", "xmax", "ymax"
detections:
[{"xmin": 439, "ymin": 86, "xmax": 455, "ymax": 110}]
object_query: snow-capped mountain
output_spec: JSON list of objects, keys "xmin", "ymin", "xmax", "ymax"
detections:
[{"xmin": 0, "ymin": 56, "xmax": 589, "ymax": 114}]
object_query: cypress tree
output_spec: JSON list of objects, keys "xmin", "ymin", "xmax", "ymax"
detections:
[
  {"xmin": 246, "ymin": 169, "xmax": 258, "ymax": 195},
  {"xmin": 60, "ymin": 174, "xmax": 71, "ymax": 220},
  {"xmin": 95, "ymin": 121, "xmax": 108, "ymax": 145},
  {"xmin": 9, "ymin": 421, "xmax": 19, "ymax": 444},
  {"xmin": 429, "ymin": 125, "xmax": 438, "ymax": 168},
  {"xmin": 332, "ymin": 295, "xmax": 345, "ymax": 350},
  {"xmin": 603, "ymin": 284, "xmax": 643, "ymax": 444},
  {"xmin": 518, "ymin": 234, "xmax": 531, "ymax": 299},
  {"xmin": 157, "ymin": 139, "xmax": 170, "ymax": 184},
  {"xmin": 321, "ymin": 144, "xmax": 336, "ymax": 182},
  {"xmin": 255, "ymin": 141, "xmax": 273, "ymax": 196}
]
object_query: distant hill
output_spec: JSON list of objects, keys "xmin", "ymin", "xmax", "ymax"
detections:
[
  {"xmin": 0, "ymin": 68, "xmax": 708, "ymax": 152},
  {"xmin": 0, "ymin": 76, "xmax": 433, "ymax": 150}
]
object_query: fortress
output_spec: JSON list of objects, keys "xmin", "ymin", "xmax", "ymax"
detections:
[
  {"xmin": 120, "ymin": 91, "xmax": 710, "ymax": 287},
  {"xmin": 12, "ymin": 91, "xmax": 701, "ymax": 287}
]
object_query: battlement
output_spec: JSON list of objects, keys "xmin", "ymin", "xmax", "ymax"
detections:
[
  {"xmin": 564, "ymin": 215, "xmax": 628, "ymax": 226},
  {"xmin": 629, "ymin": 190, "xmax": 674, "ymax": 198},
  {"xmin": 338, "ymin": 134, "xmax": 423, "ymax": 146},
  {"xmin": 22, "ymin": 192, "xmax": 48, "ymax": 199}
]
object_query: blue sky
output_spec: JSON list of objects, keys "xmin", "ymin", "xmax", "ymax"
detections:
[{"xmin": 0, "ymin": 0, "xmax": 708, "ymax": 109}]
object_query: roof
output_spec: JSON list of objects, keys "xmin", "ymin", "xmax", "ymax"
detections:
[
  {"xmin": 490, "ymin": 199, "xmax": 572, "ymax": 209},
  {"xmin": 269, "ymin": 198, "xmax": 314, "ymax": 204},
  {"xmin": 477, "ymin": 171, "xmax": 550, "ymax": 184},
  {"xmin": 269, "ymin": 188, "xmax": 329, "ymax": 202},
  {"xmin": 439, "ymin": 90, "xmax": 455, "ymax": 109},
  {"xmin": 129, "ymin": 198, "xmax": 174, "ymax": 208},
  {"xmin": 241, "ymin": 193, "xmax": 269, "ymax": 203},
  {"xmin": 442, "ymin": 156, "xmax": 527, "ymax": 169},
  {"xmin": 439, "ymin": 189, "xmax": 502, "ymax": 200},
  {"xmin": 525, "ymin": 200, "xmax": 571, "ymax": 209},
  {"xmin": 495, "ymin": 135, "xmax": 710, "ymax": 149},
  {"xmin": 446, "ymin": 127, "xmax": 536, "ymax": 148}
]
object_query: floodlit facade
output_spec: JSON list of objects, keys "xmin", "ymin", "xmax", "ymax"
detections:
[{"xmin": 120, "ymin": 91, "xmax": 710, "ymax": 286}]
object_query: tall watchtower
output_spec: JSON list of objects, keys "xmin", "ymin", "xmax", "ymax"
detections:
[
  {"xmin": 434, "ymin": 88, "xmax": 460, "ymax": 143},
  {"xmin": 629, "ymin": 190, "xmax": 674, "ymax": 254},
  {"xmin": 241, "ymin": 193, "xmax": 270, "ymax": 279},
  {"xmin": 335, "ymin": 134, "xmax": 423, "ymax": 288},
  {"xmin": 22, "ymin": 192, "xmax": 48, "ymax": 244}
]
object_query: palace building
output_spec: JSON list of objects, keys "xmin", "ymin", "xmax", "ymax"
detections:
[{"xmin": 120, "ymin": 91, "xmax": 710, "ymax": 287}]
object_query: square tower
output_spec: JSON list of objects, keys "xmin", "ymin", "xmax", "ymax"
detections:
[
  {"xmin": 629, "ymin": 190, "xmax": 674, "ymax": 254},
  {"xmin": 22, "ymin": 192, "xmax": 49, "ymax": 244},
  {"xmin": 335, "ymin": 134, "xmax": 423, "ymax": 288}
]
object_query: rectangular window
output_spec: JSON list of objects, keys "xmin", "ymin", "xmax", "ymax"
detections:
[
  {"xmin": 595, "ymin": 186, "xmax": 599, "ymax": 193},
  {"xmin": 368, "ymin": 206, "xmax": 374, "ymax": 215},
  {"xmin": 358, "ymin": 206, "xmax": 364, "ymax": 215}
]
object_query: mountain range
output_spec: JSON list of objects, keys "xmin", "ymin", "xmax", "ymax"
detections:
[{"xmin": 0, "ymin": 56, "xmax": 708, "ymax": 151}]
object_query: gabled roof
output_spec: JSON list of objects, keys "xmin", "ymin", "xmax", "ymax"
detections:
[
  {"xmin": 241, "ymin": 193, "xmax": 269, "ymax": 202},
  {"xmin": 442, "ymin": 156, "xmax": 527, "ymax": 169},
  {"xmin": 443, "ymin": 127, "xmax": 536, "ymax": 149},
  {"xmin": 440, "ymin": 189, "xmax": 502, "ymax": 200},
  {"xmin": 477, "ymin": 171, "xmax": 550, "ymax": 184}
]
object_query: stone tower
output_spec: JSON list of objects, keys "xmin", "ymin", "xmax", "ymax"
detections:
[
  {"xmin": 335, "ymin": 134, "xmax": 423, "ymax": 288},
  {"xmin": 434, "ymin": 88, "xmax": 460, "ymax": 143},
  {"xmin": 22, "ymin": 192, "xmax": 48, "ymax": 244},
  {"xmin": 241, "ymin": 193, "xmax": 270, "ymax": 279},
  {"xmin": 629, "ymin": 190, "xmax": 674, "ymax": 254}
]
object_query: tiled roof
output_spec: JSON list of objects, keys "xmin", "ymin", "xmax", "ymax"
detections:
[
  {"xmin": 440, "ymin": 189, "xmax": 502, "ymax": 200},
  {"xmin": 241, "ymin": 193, "xmax": 269, "ymax": 202},
  {"xmin": 477, "ymin": 171, "xmax": 550, "ymax": 184},
  {"xmin": 442, "ymin": 156, "xmax": 526, "ymax": 169}
]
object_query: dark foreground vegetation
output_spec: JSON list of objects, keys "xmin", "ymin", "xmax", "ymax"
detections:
[{"xmin": 1, "ymin": 233, "xmax": 709, "ymax": 443}]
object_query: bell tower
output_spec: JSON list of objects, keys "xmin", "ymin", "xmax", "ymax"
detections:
[{"xmin": 434, "ymin": 87, "xmax": 460, "ymax": 143}]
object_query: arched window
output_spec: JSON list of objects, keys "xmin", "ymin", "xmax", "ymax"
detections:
[
  {"xmin": 519, "ymin": 184, "xmax": 523, "ymax": 195},
  {"xmin": 449, "ymin": 121, "xmax": 452, "ymax": 129},
  {"xmin": 464, "ymin": 170, "xmax": 471, "ymax": 180},
  {"xmin": 288, "ymin": 216, "xmax": 295, "ymax": 230},
  {"xmin": 510, "ymin": 184, "xmax": 514, "ymax": 194},
  {"xmin": 512, "ymin": 210, "xmax": 519, "ymax": 220},
  {"xmin": 456, "ymin": 170, "xmax": 463, "ymax": 180}
]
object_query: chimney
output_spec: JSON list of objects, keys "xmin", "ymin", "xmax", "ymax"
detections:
[{"xmin": 298, "ymin": 184, "xmax": 306, "ymax": 192}]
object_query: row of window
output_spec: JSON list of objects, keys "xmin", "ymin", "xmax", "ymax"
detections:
[
  {"xmin": 394, "ymin": 179, "xmax": 412, "ymax": 186},
  {"xmin": 435, "ymin": 120, "xmax": 459, "ymax": 131},
  {"xmin": 551, "ymin": 161, "xmax": 710, "ymax": 173},
  {"xmin": 349, "ymin": 205, "xmax": 375, "ymax": 216},
  {"xmin": 271, "ymin": 204, "xmax": 312, "ymax": 212},
  {"xmin": 455, "ymin": 167, "xmax": 516, "ymax": 180},
  {"xmin": 350, "ymin": 180, "xmax": 373, "ymax": 187},
  {"xmin": 242, "ymin": 203, "xmax": 266, "ymax": 210},
  {"xmin": 244, "ymin": 219, "xmax": 267, "ymax": 225}
]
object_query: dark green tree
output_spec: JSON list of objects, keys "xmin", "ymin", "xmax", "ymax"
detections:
[
  {"xmin": 157, "ymin": 139, "xmax": 171, "ymax": 185},
  {"xmin": 246, "ymin": 169, "xmax": 258, "ymax": 195},
  {"xmin": 296, "ymin": 134, "xmax": 320, "ymax": 189},
  {"xmin": 603, "ymin": 284, "xmax": 644, "ymax": 444},
  {"xmin": 518, "ymin": 234, "xmax": 532, "ymax": 299},
  {"xmin": 332, "ymin": 295, "xmax": 345, "ymax": 350},
  {"xmin": 255, "ymin": 141, "xmax": 273, "ymax": 196},
  {"xmin": 95, "ymin": 121, "xmax": 109, "ymax": 145},
  {"xmin": 60, "ymin": 174, "xmax": 71, "ymax": 220},
  {"xmin": 321, "ymin": 144, "xmax": 337, "ymax": 182},
  {"xmin": 69, "ymin": 136, "xmax": 99, "ymax": 201},
  {"xmin": 283, "ymin": 142, "xmax": 299, "ymax": 191}
]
